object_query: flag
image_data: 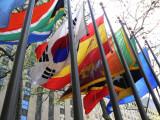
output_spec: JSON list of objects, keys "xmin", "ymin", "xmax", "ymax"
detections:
[
  {"xmin": 59, "ymin": 27, "xmax": 138, "ymax": 100},
  {"xmin": 106, "ymin": 48, "xmax": 158, "ymax": 114},
  {"xmin": 30, "ymin": 4, "xmax": 88, "ymax": 86},
  {"xmin": 59, "ymin": 27, "xmax": 140, "ymax": 114},
  {"xmin": 83, "ymin": 77, "xmax": 122, "ymax": 114},
  {"xmin": 0, "ymin": 0, "xmax": 25, "ymax": 28},
  {"xmin": 83, "ymin": 81, "xmax": 109, "ymax": 114},
  {"xmin": 41, "ymin": 15, "xmax": 111, "ymax": 90},
  {"xmin": 0, "ymin": 0, "xmax": 64, "ymax": 44}
]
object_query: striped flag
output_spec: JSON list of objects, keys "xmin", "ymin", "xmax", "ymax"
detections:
[
  {"xmin": 30, "ymin": 4, "xmax": 88, "ymax": 86},
  {"xmin": 59, "ymin": 27, "xmax": 138, "ymax": 100},
  {"xmin": 41, "ymin": 15, "xmax": 111, "ymax": 90},
  {"xmin": 0, "ymin": 0, "xmax": 64, "ymax": 44},
  {"xmin": 0, "ymin": 0, "xmax": 25, "ymax": 28},
  {"xmin": 106, "ymin": 48, "xmax": 157, "ymax": 114},
  {"xmin": 59, "ymin": 27, "xmax": 139, "ymax": 114}
]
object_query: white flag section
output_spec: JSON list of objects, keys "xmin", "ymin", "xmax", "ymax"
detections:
[{"xmin": 30, "ymin": 5, "xmax": 87, "ymax": 86}]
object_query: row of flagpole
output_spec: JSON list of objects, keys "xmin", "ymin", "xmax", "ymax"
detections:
[
  {"xmin": 101, "ymin": 4, "xmax": 149, "ymax": 119},
  {"xmin": 1, "ymin": 0, "xmax": 160, "ymax": 120}
]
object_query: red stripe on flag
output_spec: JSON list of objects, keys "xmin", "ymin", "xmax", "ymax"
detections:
[
  {"xmin": 83, "ymin": 86, "xmax": 120, "ymax": 114},
  {"xmin": 0, "ymin": 0, "xmax": 55, "ymax": 32},
  {"xmin": 80, "ymin": 15, "xmax": 104, "ymax": 42},
  {"xmin": 35, "ymin": 42, "xmax": 48, "ymax": 60}
]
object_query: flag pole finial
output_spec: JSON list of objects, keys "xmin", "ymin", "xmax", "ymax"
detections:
[
  {"xmin": 142, "ymin": 36, "xmax": 146, "ymax": 39},
  {"xmin": 100, "ymin": 2, "xmax": 103, "ymax": 6},
  {"xmin": 128, "ymin": 27, "xmax": 132, "ymax": 30}
]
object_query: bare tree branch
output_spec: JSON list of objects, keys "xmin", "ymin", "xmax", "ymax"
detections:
[
  {"xmin": 0, "ymin": 47, "xmax": 14, "ymax": 61},
  {"xmin": 0, "ymin": 70, "xmax": 11, "ymax": 79}
]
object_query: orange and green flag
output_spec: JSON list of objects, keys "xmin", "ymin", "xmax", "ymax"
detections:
[{"xmin": 59, "ymin": 27, "xmax": 139, "ymax": 114}]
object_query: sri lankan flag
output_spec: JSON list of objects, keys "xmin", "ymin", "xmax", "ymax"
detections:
[
  {"xmin": 0, "ymin": 0, "xmax": 64, "ymax": 44},
  {"xmin": 59, "ymin": 27, "xmax": 139, "ymax": 114},
  {"xmin": 42, "ymin": 15, "xmax": 111, "ymax": 90}
]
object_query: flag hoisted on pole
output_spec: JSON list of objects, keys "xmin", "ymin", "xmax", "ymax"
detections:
[
  {"xmin": 88, "ymin": 1, "xmax": 122, "ymax": 120},
  {"xmin": 130, "ymin": 30, "xmax": 160, "ymax": 88},
  {"xmin": 67, "ymin": 0, "xmax": 84, "ymax": 120},
  {"xmin": 100, "ymin": 4, "xmax": 149, "ymax": 120},
  {"xmin": 0, "ymin": 0, "xmax": 35, "ymax": 120},
  {"xmin": 145, "ymin": 40, "xmax": 160, "ymax": 68},
  {"xmin": 106, "ymin": 48, "xmax": 158, "ymax": 114},
  {"xmin": 130, "ymin": 30, "xmax": 160, "ymax": 114},
  {"xmin": 30, "ymin": 3, "xmax": 87, "ymax": 87}
]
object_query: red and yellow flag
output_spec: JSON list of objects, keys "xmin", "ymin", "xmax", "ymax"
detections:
[{"xmin": 42, "ymin": 15, "xmax": 111, "ymax": 90}]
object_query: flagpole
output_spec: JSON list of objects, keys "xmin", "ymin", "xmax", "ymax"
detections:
[
  {"xmin": 131, "ymin": 31, "xmax": 160, "ymax": 88},
  {"xmin": 146, "ymin": 94, "xmax": 150, "ymax": 113},
  {"xmin": 119, "ymin": 19, "xmax": 160, "ymax": 115},
  {"xmin": 88, "ymin": 1, "xmax": 122, "ymax": 120},
  {"xmin": 131, "ymin": 31, "xmax": 160, "ymax": 113},
  {"xmin": 0, "ymin": 0, "xmax": 35, "ymax": 120},
  {"xmin": 101, "ymin": 4, "xmax": 149, "ymax": 120},
  {"xmin": 100, "ymin": 99, "xmax": 111, "ymax": 120},
  {"xmin": 145, "ymin": 40, "xmax": 160, "ymax": 68},
  {"xmin": 67, "ymin": 0, "xmax": 84, "ymax": 120}
]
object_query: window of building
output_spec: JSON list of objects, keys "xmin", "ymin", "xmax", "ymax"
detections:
[
  {"xmin": 95, "ymin": 114, "xmax": 98, "ymax": 119},
  {"xmin": 71, "ymin": 108, "xmax": 74, "ymax": 118},
  {"xmin": 87, "ymin": 115, "xmax": 89, "ymax": 119},
  {"xmin": 21, "ymin": 115, "xmax": 27, "ymax": 120}
]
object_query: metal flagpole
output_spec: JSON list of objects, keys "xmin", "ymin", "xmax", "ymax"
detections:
[
  {"xmin": 131, "ymin": 31, "xmax": 160, "ymax": 88},
  {"xmin": 100, "ymin": 99, "xmax": 111, "ymax": 120},
  {"xmin": 118, "ymin": 19, "xmax": 160, "ymax": 115},
  {"xmin": 156, "ymin": 87, "xmax": 160, "ymax": 101},
  {"xmin": 145, "ymin": 40, "xmax": 160, "ymax": 68},
  {"xmin": 67, "ymin": 0, "xmax": 84, "ymax": 120},
  {"xmin": 88, "ymin": 1, "xmax": 122, "ymax": 120},
  {"xmin": 101, "ymin": 4, "xmax": 149, "ymax": 120},
  {"xmin": 0, "ymin": 0, "xmax": 35, "ymax": 120},
  {"xmin": 131, "ymin": 31, "xmax": 160, "ymax": 114},
  {"xmin": 146, "ymin": 94, "xmax": 150, "ymax": 113}
]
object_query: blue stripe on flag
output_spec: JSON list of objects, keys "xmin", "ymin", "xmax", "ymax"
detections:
[
  {"xmin": 106, "ymin": 48, "xmax": 157, "ymax": 114},
  {"xmin": 0, "ymin": 31, "xmax": 52, "ymax": 45}
]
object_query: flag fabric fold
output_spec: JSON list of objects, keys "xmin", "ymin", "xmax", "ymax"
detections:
[
  {"xmin": 59, "ymin": 27, "xmax": 139, "ymax": 114},
  {"xmin": 106, "ymin": 48, "xmax": 157, "ymax": 114},
  {"xmin": 0, "ymin": 0, "xmax": 64, "ymax": 44},
  {"xmin": 41, "ymin": 15, "xmax": 111, "ymax": 90},
  {"xmin": 59, "ymin": 27, "xmax": 138, "ymax": 99},
  {"xmin": 0, "ymin": 0, "xmax": 25, "ymax": 28},
  {"xmin": 30, "ymin": 4, "xmax": 87, "ymax": 86}
]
